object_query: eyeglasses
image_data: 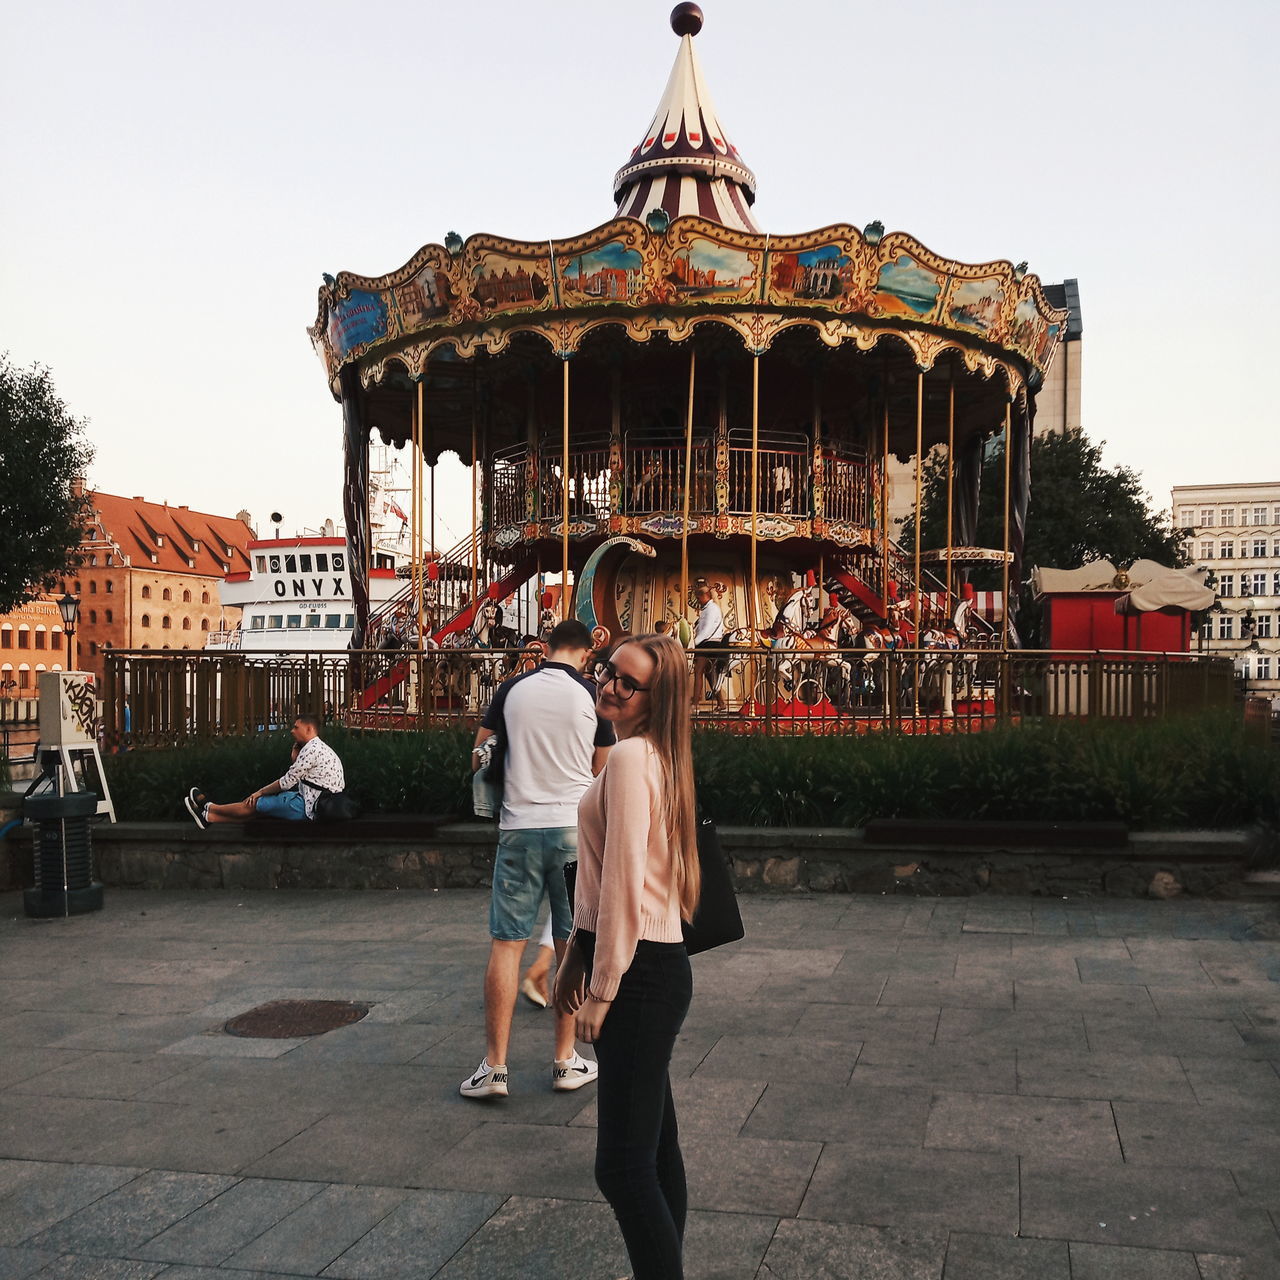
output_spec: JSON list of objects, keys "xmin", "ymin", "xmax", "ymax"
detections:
[{"xmin": 598, "ymin": 660, "xmax": 651, "ymax": 700}]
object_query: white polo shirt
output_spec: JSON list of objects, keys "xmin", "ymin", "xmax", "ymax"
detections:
[{"xmin": 482, "ymin": 661, "xmax": 615, "ymax": 830}]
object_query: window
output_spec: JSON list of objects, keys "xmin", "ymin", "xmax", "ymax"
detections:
[
  {"xmin": 18, "ymin": 666, "xmax": 30, "ymax": 689},
  {"xmin": 325, "ymin": 613, "xmax": 341, "ymax": 628},
  {"xmin": 1253, "ymin": 539, "xmax": 1267, "ymax": 558},
  {"xmin": 89, "ymin": 610, "xmax": 97, "ymax": 624},
  {"xmin": 89, "ymin": 580, "xmax": 97, "ymax": 594},
  {"xmin": 181, "ymin": 617, "xmax": 191, "ymax": 630},
  {"xmin": 1273, "ymin": 540, "xmax": 1280, "ymax": 558},
  {"xmin": 267, "ymin": 615, "xmax": 283, "ymax": 630},
  {"xmin": 1258, "ymin": 657, "xmax": 1273, "ymax": 681},
  {"xmin": 161, "ymin": 616, "xmax": 172, "ymax": 629},
  {"xmin": 74, "ymin": 581, "xmax": 81, "ymax": 592},
  {"xmin": 105, "ymin": 610, "xmax": 113, "ymax": 623},
  {"xmin": 1218, "ymin": 615, "xmax": 1234, "ymax": 639},
  {"xmin": 141, "ymin": 585, "xmax": 151, "ymax": 599},
  {"xmin": 255, "ymin": 556, "xmax": 267, "ymax": 573},
  {"xmin": 305, "ymin": 614, "xmax": 321, "ymax": 628},
  {"xmin": 1258, "ymin": 615, "xmax": 1273, "ymax": 638},
  {"xmin": 89, "ymin": 554, "xmax": 98, "ymax": 566},
  {"xmin": 200, "ymin": 619, "xmax": 209, "ymax": 631},
  {"xmin": 0, "ymin": 627, "xmax": 10, "ymax": 649},
  {"xmin": 201, "ymin": 591, "xmax": 209, "ymax": 604},
  {"xmin": 286, "ymin": 615, "xmax": 302, "ymax": 629},
  {"xmin": 1274, "ymin": 506, "xmax": 1280, "ymax": 524},
  {"xmin": 1254, "ymin": 507, "xmax": 1268, "ymax": 526},
  {"xmin": 106, "ymin": 554, "xmax": 114, "ymax": 566},
  {"xmin": 1274, "ymin": 572, "xmax": 1280, "ymax": 596},
  {"xmin": 106, "ymin": 580, "xmax": 113, "ymax": 593},
  {"xmin": 34, "ymin": 628, "xmax": 46, "ymax": 650},
  {"xmin": 162, "ymin": 588, "xmax": 171, "ymax": 601},
  {"xmin": 285, "ymin": 555, "xmax": 297, "ymax": 574},
  {"xmin": 299, "ymin": 554, "xmax": 312, "ymax": 572},
  {"xmin": 141, "ymin": 614, "xmax": 151, "ymax": 627},
  {"xmin": 316, "ymin": 554, "xmax": 329, "ymax": 572},
  {"xmin": 17, "ymin": 627, "xmax": 30, "ymax": 649},
  {"xmin": 250, "ymin": 615, "xmax": 264, "ymax": 629},
  {"xmin": 1200, "ymin": 509, "xmax": 1215, "ymax": 526},
  {"xmin": 1253, "ymin": 573, "xmax": 1267, "ymax": 596},
  {"xmin": 89, "ymin": 642, "xmax": 98, "ymax": 655},
  {"xmin": 1221, "ymin": 508, "xmax": 1235, "ymax": 527},
  {"xmin": 1219, "ymin": 540, "xmax": 1234, "ymax": 559},
  {"xmin": 182, "ymin": 589, "xmax": 191, "ymax": 602},
  {"xmin": 344, "ymin": 614, "xmax": 354, "ymax": 629},
  {"xmin": 1200, "ymin": 539, "xmax": 1214, "ymax": 559},
  {"xmin": 1219, "ymin": 575, "xmax": 1235, "ymax": 597}
]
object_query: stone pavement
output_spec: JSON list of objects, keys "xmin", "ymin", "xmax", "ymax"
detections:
[{"xmin": 1, "ymin": 889, "xmax": 1278, "ymax": 1279}]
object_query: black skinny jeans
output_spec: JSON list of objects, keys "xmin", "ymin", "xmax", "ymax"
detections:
[{"xmin": 579, "ymin": 931, "xmax": 693, "ymax": 1280}]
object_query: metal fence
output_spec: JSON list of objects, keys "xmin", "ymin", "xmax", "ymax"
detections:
[{"xmin": 101, "ymin": 648, "xmax": 1237, "ymax": 749}]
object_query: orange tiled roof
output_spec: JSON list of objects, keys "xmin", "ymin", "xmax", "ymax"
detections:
[{"xmin": 86, "ymin": 492, "xmax": 254, "ymax": 577}]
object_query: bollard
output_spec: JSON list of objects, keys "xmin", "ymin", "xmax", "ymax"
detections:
[{"xmin": 23, "ymin": 791, "xmax": 104, "ymax": 918}]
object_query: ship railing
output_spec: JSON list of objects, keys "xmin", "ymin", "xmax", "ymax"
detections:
[{"xmin": 100, "ymin": 648, "xmax": 1235, "ymax": 748}]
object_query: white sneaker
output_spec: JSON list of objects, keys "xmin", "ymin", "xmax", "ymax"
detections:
[
  {"xmin": 460, "ymin": 1058, "xmax": 508, "ymax": 1099},
  {"xmin": 552, "ymin": 1051, "xmax": 598, "ymax": 1091}
]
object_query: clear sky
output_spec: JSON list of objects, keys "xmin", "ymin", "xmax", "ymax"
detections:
[{"xmin": 4, "ymin": 0, "xmax": 1277, "ymax": 547}]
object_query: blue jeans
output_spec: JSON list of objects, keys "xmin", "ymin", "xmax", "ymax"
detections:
[
  {"xmin": 579, "ymin": 930, "xmax": 693, "ymax": 1280},
  {"xmin": 488, "ymin": 826, "xmax": 576, "ymax": 941}
]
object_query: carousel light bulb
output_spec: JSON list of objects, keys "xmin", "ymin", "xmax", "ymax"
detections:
[
  {"xmin": 444, "ymin": 230, "xmax": 464, "ymax": 256},
  {"xmin": 646, "ymin": 208, "xmax": 671, "ymax": 235},
  {"xmin": 863, "ymin": 220, "xmax": 884, "ymax": 245}
]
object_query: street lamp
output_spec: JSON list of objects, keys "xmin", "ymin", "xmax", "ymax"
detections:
[{"xmin": 57, "ymin": 592, "xmax": 80, "ymax": 670}]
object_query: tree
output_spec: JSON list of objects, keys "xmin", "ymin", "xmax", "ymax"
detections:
[
  {"xmin": 0, "ymin": 355, "xmax": 94, "ymax": 613},
  {"xmin": 901, "ymin": 428, "xmax": 1185, "ymax": 646}
]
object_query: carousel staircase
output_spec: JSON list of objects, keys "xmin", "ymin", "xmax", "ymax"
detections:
[{"xmin": 357, "ymin": 539, "xmax": 537, "ymax": 709}]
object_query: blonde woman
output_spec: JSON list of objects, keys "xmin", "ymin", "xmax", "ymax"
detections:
[{"xmin": 555, "ymin": 633, "xmax": 699, "ymax": 1280}]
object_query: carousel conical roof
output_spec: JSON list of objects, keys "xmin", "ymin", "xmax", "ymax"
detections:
[{"xmin": 613, "ymin": 4, "xmax": 760, "ymax": 233}]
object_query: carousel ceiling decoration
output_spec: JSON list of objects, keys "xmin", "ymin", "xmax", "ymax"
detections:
[{"xmin": 309, "ymin": 3, "xmax": 1068, "ymax": 397}]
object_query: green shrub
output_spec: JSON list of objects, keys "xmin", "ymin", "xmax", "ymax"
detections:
[{"xmin": 102, "ymin": 714, "xmax": 1279, "ymax": 830}]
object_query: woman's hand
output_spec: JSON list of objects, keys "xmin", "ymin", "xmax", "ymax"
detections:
[
  {"xmin": 574, "ymin": 995, "xmax": 611, "ymax": 1044},
  {"xmin": 553, "ymin": 943, "xmax": 587, "ymax": 1015}
]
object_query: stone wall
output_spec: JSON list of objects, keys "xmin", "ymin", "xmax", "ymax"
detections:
[{"xmin": 0, "ymin": 820, "xmax": 1262, "ymax": 899}]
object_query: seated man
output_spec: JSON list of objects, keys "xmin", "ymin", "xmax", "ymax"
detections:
[{"xmin": 183, "ymin": 714, "xmax": 345, "ymax": 828}]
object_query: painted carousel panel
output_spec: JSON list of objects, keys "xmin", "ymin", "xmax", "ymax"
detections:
[
  {"xmin": 945, "ymin": 277, "xmax": 1006, "ymax": 338},
  {"xmin": 556, "ymin": 238, "xmax": 647, "ymax": 308},
  {"xmin": 327, "ymin": 289, "xmax": 392, "ymax": 360},
  {"xmin": 871, "ymin": 254, "xmax": 945, "ymax": 323},
  {"xmin": 769, "ymin": 242, "xmax": 857, "ymax": 306},
  {"xmin": 665, "ymin": 235, "xmax": 761, "ymax": 304},
  {"xmin": 469, "ymin": 248, "xmax": 555, "ymax": 317}
]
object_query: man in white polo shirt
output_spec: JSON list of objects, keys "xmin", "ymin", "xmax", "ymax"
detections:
[{"xmin": 461, "ymin": 618, "xmax": 614, "ymax": 1099}]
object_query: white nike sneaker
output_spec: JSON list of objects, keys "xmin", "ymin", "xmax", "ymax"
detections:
[
  {"xmin": 552, "ymin": 1051, "xmax": 599, "ymax": 1091},
  {"xmin": 460, "ymin": 1058, "xmax": 509, "ymax": 1099}
]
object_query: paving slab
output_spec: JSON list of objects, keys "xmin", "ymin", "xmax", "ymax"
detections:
[
  {"xmin": 223, "ymin": 1185, "xmax": 410, "ymax": 1274},
  {"xmin": 1113, "ymin": 1099, "xmax": 1280, "ymax": 1175},
  {"xmin": 925, "ymin": 1091, "xmax": 1122, "ymax": 1162},
  {"xmin": 1014, "ymin": 1049, "xmax": 1194, "ymax": 1104},
  {"xmin": 758, "ymin": 1217, "xmax": 947, "ymax": 1279},
  {"xmin": 939, "ymin": 1230, "xmax": 1069, "ymax": 1279},
  {"xmin": 743, "ymin": 1081, "xmax": 933, "ymax": 1148},
  {"xmin": 0, "ymin": 1245, "xmax": 60, "ymax": 1279},
  {"xmin": 1066, "ymin": 1240, "xmax": 1200, "ymax": 1278}
]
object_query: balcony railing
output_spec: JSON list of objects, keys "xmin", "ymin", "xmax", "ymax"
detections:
[{"xmin": 102, "ymin": 648, "xmax": 1235, "ymax": 749}]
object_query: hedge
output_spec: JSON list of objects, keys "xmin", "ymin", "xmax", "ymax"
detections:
[{"xmin": 100, "ymin": 714, "xmax": 1278, "ymax": 832}]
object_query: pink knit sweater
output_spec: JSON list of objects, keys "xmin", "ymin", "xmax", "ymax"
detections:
[{"xmin": 572, "ymin": 736, "xmax": 684, "ymax": 1001}]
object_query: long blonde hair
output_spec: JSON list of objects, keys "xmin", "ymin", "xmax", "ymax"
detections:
[{"xmin": 625, "ymin": 633, "xmax": 700, "ymax": 922}]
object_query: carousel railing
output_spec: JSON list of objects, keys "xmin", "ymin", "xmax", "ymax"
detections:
[
  {"xmin": 102, "ymin": 648, "xmax": 1235, "ymax": 749},
  {"xmin": 821, "ymin": 452, "xmax": 872, "ymax": 526},
  {"xmin": 537, "ymin": 442, "xmax": 612, "ymax": 524}
]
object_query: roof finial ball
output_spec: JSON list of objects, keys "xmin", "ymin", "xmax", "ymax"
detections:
[{"xmin": 670, "ymin": 3, "xmax": 704, "ymax": 37}]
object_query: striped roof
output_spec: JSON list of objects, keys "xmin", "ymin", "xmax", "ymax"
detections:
[{"xmin": 613, "ymin": 11, "xmax": 760, "ymax": 234}]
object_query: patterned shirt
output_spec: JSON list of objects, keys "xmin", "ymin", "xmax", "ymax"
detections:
[{"xmin": 278, "ymin": 737, "xmax": 346, "ymax": 819}]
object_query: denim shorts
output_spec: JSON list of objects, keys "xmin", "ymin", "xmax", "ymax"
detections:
[
  {"xmin": 489, "ymin": 826, "xmax": 577, "ymax": 941},
  {"xmin": 256, "ymin": 791, "xmax": 307, "ymax": 821}
]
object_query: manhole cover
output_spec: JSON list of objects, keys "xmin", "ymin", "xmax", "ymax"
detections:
[{"xmin": 224, "ymin": 999, "xmax": 369, "ymax": 1039}]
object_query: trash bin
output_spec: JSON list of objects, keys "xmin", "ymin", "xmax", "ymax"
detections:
[{"xmin": 23, "ymin": 790, "xmax": 104, "ymax": 918}]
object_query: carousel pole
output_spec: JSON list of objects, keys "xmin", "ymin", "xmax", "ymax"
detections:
[
  {"xmin": 561, "ymin": 357, "xmax": 570, "ymax": 621},
  {"xmin": 470, "ymin": 393, "xmax": 478, "ymax": 619},
  {"xmin": 680, "ymin": 348, "xmax": 696, "ymax": 617},
  {"xmin": 881, "ymin": 396, "xmax": 890, "ymax": 619},
  {"xmin": 945, "ymin": 367, "xmax": 955, "ymax": 607},
  {"xmin": 913, "ymin": 372, "xmax": 923, "ymax": 641},
  {"xmin": 749, "ymin": 354, "xmax": 760, "ymax": 629},
  {"xmin": 1001, "ymin": 398, "xmax": 1012, "ymax": 652}
]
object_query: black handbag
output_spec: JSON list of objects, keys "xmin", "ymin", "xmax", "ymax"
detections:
[
  {"xmin": 303, "ymin": 780, "xmax": 360, "ymax": 822},
  {"xmin": 563, "ymin": 815, "xmax": 744, "ymax": 956},
  {"xmin": 683, "ymin": 817, "xmax": 744, "ymax": 956}
]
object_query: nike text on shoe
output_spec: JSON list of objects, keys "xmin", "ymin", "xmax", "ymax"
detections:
[
  {"xmin": 184, "ymin": 788, "xmax": 208, "ymax": 830},
  {"xmin": 460, "ymin": 1058, "xmax": 509, "ymax": 1099},
  {"xmin": 552, "ymin": 1051, "xmax": 599, "ymax": 1091}
]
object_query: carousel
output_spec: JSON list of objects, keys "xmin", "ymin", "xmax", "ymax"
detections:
[{"xmin": 308, "ymin": 4, "xmax": 1068, "ymax": 725}]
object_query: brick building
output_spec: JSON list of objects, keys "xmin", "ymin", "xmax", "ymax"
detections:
[{"xmin": 0, "ymin": 486, "xmax": 254, "ymax": 690}]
